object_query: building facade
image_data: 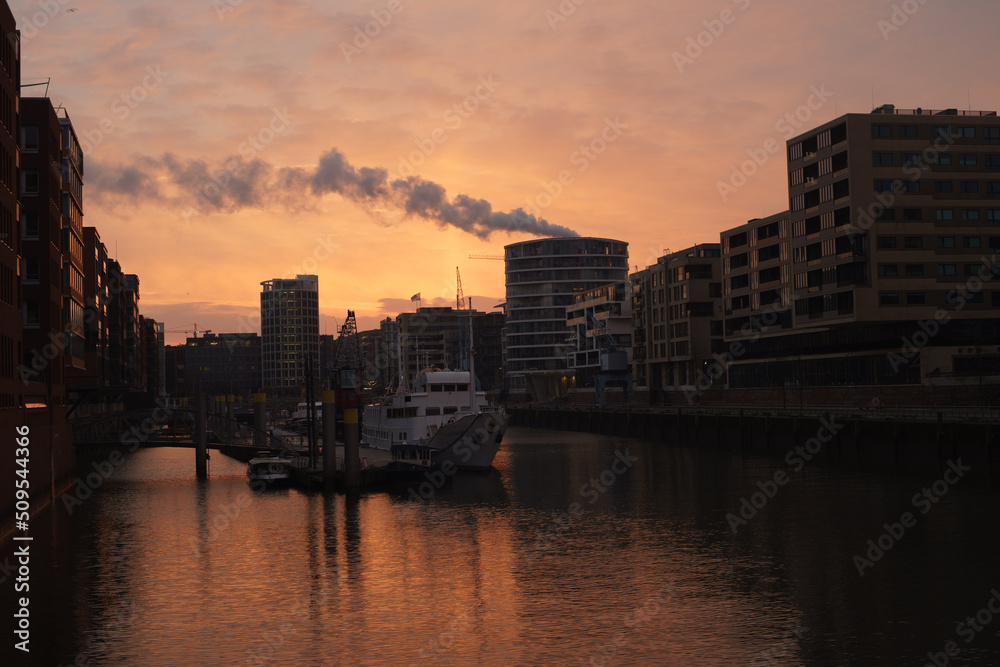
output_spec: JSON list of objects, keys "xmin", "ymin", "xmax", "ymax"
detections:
[
  {"xmin": 504, "ymin": 237, "xmax": 629, "ymax": 397},
  {"xmin": 724, "ymin": 106, "xmax": 1000, "ymax": 389},
  {"xmin": 566, "ymin": 281, "xmax": 632, "ymax": 388},
  {"xmin": 630, "ymin": 244, "xmax": 724, "ymax": 395},
  {"xmin": 185, "ymin": 332, "xmax": 261, "ymax": 399},
  {"xmin": 260, "ymin": 274, "xmax": 320, "ymax": 397}
]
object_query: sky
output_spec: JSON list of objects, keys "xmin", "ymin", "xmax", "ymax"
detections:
[{"xmin": 11, "ymin": 0, "xmax": 1000, "ymax": 344}]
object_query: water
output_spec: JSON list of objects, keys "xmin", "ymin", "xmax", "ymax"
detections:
[{"xmin": 6, "ymin": 427, "xmax": 1000, "ymax": 666}]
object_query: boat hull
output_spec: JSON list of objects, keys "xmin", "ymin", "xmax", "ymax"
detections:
[{"xmin": 425, "ymin": 410, "xmax": 507, "ymax": 471}]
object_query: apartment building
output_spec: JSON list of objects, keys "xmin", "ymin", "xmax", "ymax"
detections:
[
  {"xmin": 631, "ymin": 245, "xmax": 724, "ymax": 395},
  {"xmin": 724, "ymin": 106, "xmax": 1000, "ymax": 388},
  {"xmin": 565, "ymin": 280, "xmax": 632, "ymax": 388}
]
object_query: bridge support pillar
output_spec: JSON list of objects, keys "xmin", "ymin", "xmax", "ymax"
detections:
[
  {"xmin": 323, "ymin": 390, "xmax": 337, "ymax": 483},
  {"xmin": 254, "ymin": 393, "xmax": 266, "ymax": 450},
  {"xmin": 196, "ymin": 394, "xmax": 208, "ymax": 480}
]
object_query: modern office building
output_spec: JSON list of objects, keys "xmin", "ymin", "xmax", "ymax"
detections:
[
  {"xmin": 504, "ymin": 237, "xmax": 629, "ymax": 397},
  {"xmin": 397, "ymin": 306, "xmax": 482, "ymax": 380},
  {"xmin": 724, "ymin": 105, "xmax": 1000, "ymax": 389},
  {"xmin": 185, "ymin": 332, "xmax": 261, "ymax": 399},
  {"xmin": 260, "ymin": 274, "xmax": 320, "ymax": 397},
  {"xmin": 630, "ymin": 244, "xmax": 724, "ymax": 396}
]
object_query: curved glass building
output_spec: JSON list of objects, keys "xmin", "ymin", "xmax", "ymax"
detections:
[{"xmin": 504, "ymin": 237, "xmax": 629, "ymax": 393}]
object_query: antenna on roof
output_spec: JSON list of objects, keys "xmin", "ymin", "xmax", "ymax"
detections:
[{"xmin": 20, "ymin": 77, "xmax": 51, "ymax": 97}]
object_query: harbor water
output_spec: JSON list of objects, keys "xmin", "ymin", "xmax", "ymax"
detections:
[{"xmin": 6, "ymin": 426, "xmax": 1000, "ymax": 666}]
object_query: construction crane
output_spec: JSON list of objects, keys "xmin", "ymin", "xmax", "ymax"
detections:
[
  {"xmin": 333, "ymin": 310, "xmax": 360, "ymax": 372},
  {"xmin": 469, "ymin": 254, "xmax": 504, "ymax": 260},
  {"xmin": 588, "ymin": 313, "xmax": 634, "ymax": 407},
  {"xmin": 185, "ymin": 323, "xmax": 211, "ymax": 338},
  {"xmin": 456, "ymin": 267, "xmax": 466, "ymax": 310}
]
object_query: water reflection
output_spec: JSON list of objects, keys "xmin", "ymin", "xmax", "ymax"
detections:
[{"xmin": 9, "ymin": 427, "xmax": 1000, "ymax": 666}]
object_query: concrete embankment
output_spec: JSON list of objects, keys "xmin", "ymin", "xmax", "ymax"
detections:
[{"xmin": 508, "ymin": 405, "xmax": 1000, "ymax": 466}]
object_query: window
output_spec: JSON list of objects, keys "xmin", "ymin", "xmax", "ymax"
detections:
[
  {"xmin": 21, "ymin": 126, "xmax": 38, "ymax": 152},
  {"xmin": 904, "ymin": 236, "xmax": 923, "ymax": 249},
  {"xmin": 805, "ymin": 216, "xmax": 821, "ymax": 235},
  {"xmin": 986, "ymin": 128, "xmax": 1000, "ymax": 143},
  {"xmin": 937, "ymin": 236, "xmax": 955, "ymax": 248},
  {"xmin": 963, "ymin": 209, "xmax": 980, "ymax": 221},
  {"xmin": 757, "ymin": 244, "xmax": 780, "ymax": 263},
  {"xmin": 903, "ymin": 208, "xmax": 922, "ymax": 221},
  {"xmin": 831, "ymin": 123, "xmax": 847, "ymax": 144},
  {"xmin": 878, "ymin": 264, "xmax": 898, "ymax": 277},
  {"xmin": 877, "ymin": 236, "xmax": 897, "ymax": 249},
  {"xmin": 988, "ymin": 210, "xmax": 1000, "ymax": 224},
  {"xmin": 933, "ymin": 126, "xmax": 952, "ymax": 139},
  {"xmin": 22, "ymin": 212, "xmax": 39, "ymax": 239},
  {"xmin": 23, "ymin": 256, "xmax": 39, "ymax": 281},
  {"xmin": 938, "ymin": 264, "xmax": 957, "ymax": 276},
  {"xmin": 964, "ymin": 236, "xmax": 981, "ymax": 248},
  {"xmin": 901, "ymin": 181, "xmax": 920, "ymax": 194},
  {"xmin": 936, "ymin": 209, "xmax": 954, "ymax": 221},
  {"xmin": 900, "ymin": 125, "xmax": 918, "ymax": 138},
  {"xmin": 22, "ymin": 171, "xmax": 39, "ymax": 195},
  {"xmin": 906, "ymin": 292, "xmax": 926, "ymax": 305},
  {"xmin": 935, "ymin": 181, "xmax": 953, "ymax": 193},
  {"xmin": 989, "ymin": 182, "xmax": 1000, "ymax": 198},
  {"xmin": 936, "ymin": 153, "xmax": 952, "ymax": 165},
  {"xmin": 878, "ymin": 208, "xmax": 896, "ymax": 221},
  {"xmin": 758, "ymin": 266, "xmax": 781, "ymax": 283},
  {"xmin": 879, "ymin": 292, "xmax": 900, "ymax": 306},
  {"xmin": 965, "ymin": 264, "xmax": 984, "ymax": 276},
  {"xmin": 833, "ymin": 179, "xmax": 850, "ymax": 199},
  {"xmin": 730, "ymin": 252, "xmax": 748, "ymax": 269},
  {"xmin": 960, "ymin": 181, "xmax": 979, "ymax": 193},
  {"xmin": 986, "ymin": 155, "xmax": 1000, "ymax": 170},
  {"xmin": 832, "ymin": 152, "xmax": 848, "ymax": 171},
  {"xmin": 905, "ymin": 264, "xmax": 924, "ymax": 277},
  {"xmin": 873, "ymin": 124, "xmax": 892, "ymax": 137},
  {"xmin": 806, "ymin": 242, "xmax": 823, "ymax": 259},
  {"xmin": 875, "ymin": 180, "xmax": 895, "ymax": 193},
  {"xmin": 730, "ymin": 274, "xmax": 749, "ymax": 290},
  {"xmin": 957, "ymin": 127, "xmax": 976, "ymax": 138},
  {"xmin": 991, "ymin": 237, "xmax": 1000, "ymax": 251},
  {"xmin": 960, "ymin": 154, "xmax": 977, "ymax": 166},
  {"xmin": 874, "ymin": 152, "xmax": 893, "ymax": 166},
  {"xmin": 901, "ymin": 153, "xmax": 920, "ymax": 165}
]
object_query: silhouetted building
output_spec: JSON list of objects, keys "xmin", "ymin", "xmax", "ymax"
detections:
[
  {"xmin": 185, "ymin": 332, "xmax": 261, "ymax": 399},
  {"xmin": 260, "ymin": 274, "xmax": 319, "ymax": 397},
  {"xmin": 567, "ymin": 281, "xmax": 633, "ymax": 388},
  {"xmin": 503, "ymin": 237, "xmax": 629, "ymax": 399}
]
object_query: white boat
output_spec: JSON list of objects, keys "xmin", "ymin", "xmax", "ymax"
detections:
[
  {"xmin": 362, "ymin": 369, "xmax": 507, "ymax": 471},
  {"xmin": 246, "ymin": 452, "xmax": 292, "ymax": 486}
]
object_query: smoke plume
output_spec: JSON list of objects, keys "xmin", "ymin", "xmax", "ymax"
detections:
[{"xmin": 90, "ymin": 148, "xmax": 579, "ymax": 239}]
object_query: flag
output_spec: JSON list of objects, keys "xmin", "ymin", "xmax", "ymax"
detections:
[{"xmin": 410, "ymin": 293, "xmax": 420, "ymax": 301}]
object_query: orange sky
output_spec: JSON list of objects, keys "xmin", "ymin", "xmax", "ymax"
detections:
[{"xmin": 13, "ymin": 0, "xmax": 999, "ymax": 343}]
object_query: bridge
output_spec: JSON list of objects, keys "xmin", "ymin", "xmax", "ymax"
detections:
[{"xmin": 71, "ymin": 407, "xmax": 298, "ymax": 461}]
